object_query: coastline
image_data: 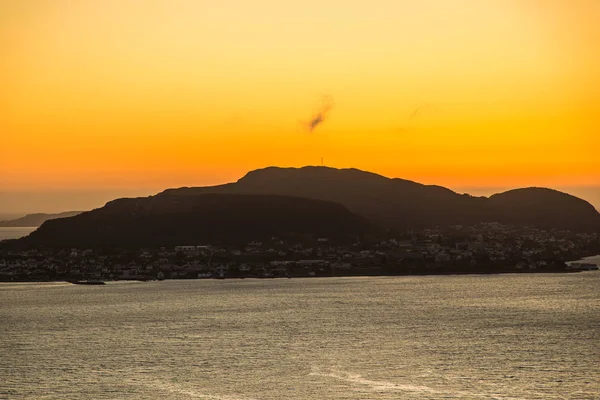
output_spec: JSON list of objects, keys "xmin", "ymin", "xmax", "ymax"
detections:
[{"xmin": 1, "ymin": 267, "xmax": 595, "ymax": 284}]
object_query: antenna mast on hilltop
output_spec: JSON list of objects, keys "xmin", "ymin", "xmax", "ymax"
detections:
[{"xmin": 321, "ymin": 157, "xmax": 324, "ymax": 166}]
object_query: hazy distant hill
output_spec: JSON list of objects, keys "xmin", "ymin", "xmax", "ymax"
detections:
[
  {"xmin": 0, "ymin": 211, "xmax": 83, "ymax": 227},
  {"xmin": 13, "ymin": 194, "xmax": 369, "ymax": 248},
  {"xmin": 162, "ymin": 166, "xmax": 600, "ymax": 232}
]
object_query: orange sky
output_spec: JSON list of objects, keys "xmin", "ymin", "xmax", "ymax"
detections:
[{"xmin": 1, "ymin": 0, "xmax": 599, "ymax": 196}]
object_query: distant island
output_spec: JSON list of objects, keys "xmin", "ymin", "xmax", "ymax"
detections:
[
  {"xmin": 0, "ymin": 166, "xmax": 598, "ymax": 281},
  {"xmin": 0, "ymin": 211, "xmax": 83, "ymax": 227}
]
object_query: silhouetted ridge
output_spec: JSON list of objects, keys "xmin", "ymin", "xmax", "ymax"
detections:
[{"xmin": 161, "ymin": 166, "xmax": 600, "ymax": 232}]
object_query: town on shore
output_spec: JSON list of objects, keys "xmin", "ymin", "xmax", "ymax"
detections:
[{"xmin": 0, "ymin": 223, "xmax": 598, "ymax": 282}]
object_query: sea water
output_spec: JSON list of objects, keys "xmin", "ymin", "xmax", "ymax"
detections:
[{"xmin": 1, "ymin": 274, "xmax": 599, "ymax": 399}]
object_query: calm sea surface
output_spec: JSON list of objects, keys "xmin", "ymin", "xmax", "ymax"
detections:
[
  {"xmin": 0, "ymin": 227, "xmax": 36, "ymax": 241},
  {"xmin": 1, "ymin": 274, "xmax": 599, "ymax": 400}
]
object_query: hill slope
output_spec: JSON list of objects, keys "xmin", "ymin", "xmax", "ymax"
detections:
[
  {"xmin": 0, "ymin": 211, "xmax": 83, "ymax": 227},
  {"xmin": 12, "ymin": 194, "xmax": 369, "ymax": 248}
]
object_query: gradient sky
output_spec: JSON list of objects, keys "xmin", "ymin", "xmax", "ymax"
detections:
[{"xmin": 1, "ymin": 0, "xmax": 599, "ymax": 212}]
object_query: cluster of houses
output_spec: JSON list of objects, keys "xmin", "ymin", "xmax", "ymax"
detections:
[{"xmin": 0, "ymin": 223, "xmax": 598, "ymax": 281}]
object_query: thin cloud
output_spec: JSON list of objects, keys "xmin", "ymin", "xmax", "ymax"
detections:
[
  {"xmin": 409, "ymin": 103, "xmax": 436, "ymax": 121},
  {"xmin": 395, "ymin": 102, "xmax": 439, "ymax": 133}
]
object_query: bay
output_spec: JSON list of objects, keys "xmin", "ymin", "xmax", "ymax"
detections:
[{"xmin": 1, "ymin": 274, "xmax": 599, "ymax": 399}]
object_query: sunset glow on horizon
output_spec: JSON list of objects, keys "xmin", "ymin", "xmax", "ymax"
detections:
[{"xmin": 2, "ymin": 0, "xmax": 599, "ymax": 197}]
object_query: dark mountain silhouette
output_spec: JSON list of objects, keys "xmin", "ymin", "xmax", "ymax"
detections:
[
  {"xmin": 161, "ymin": 166, "xmax": 600, "ymax": 232},
  {"xmin": 0, "ymin": 211, "xmax": 83, "ymax": 227},
  {"xmin": 3, "ymin": 166, "xmax": 598, "ymax": 250},
  {"xmin": 10, "ymin": 194, "xmax": 369, "ymax": 248}
]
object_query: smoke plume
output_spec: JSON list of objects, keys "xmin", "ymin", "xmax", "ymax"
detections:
[{"xmin": 306, "ymin": 95, "xmax": 334, "ymax": 132}]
